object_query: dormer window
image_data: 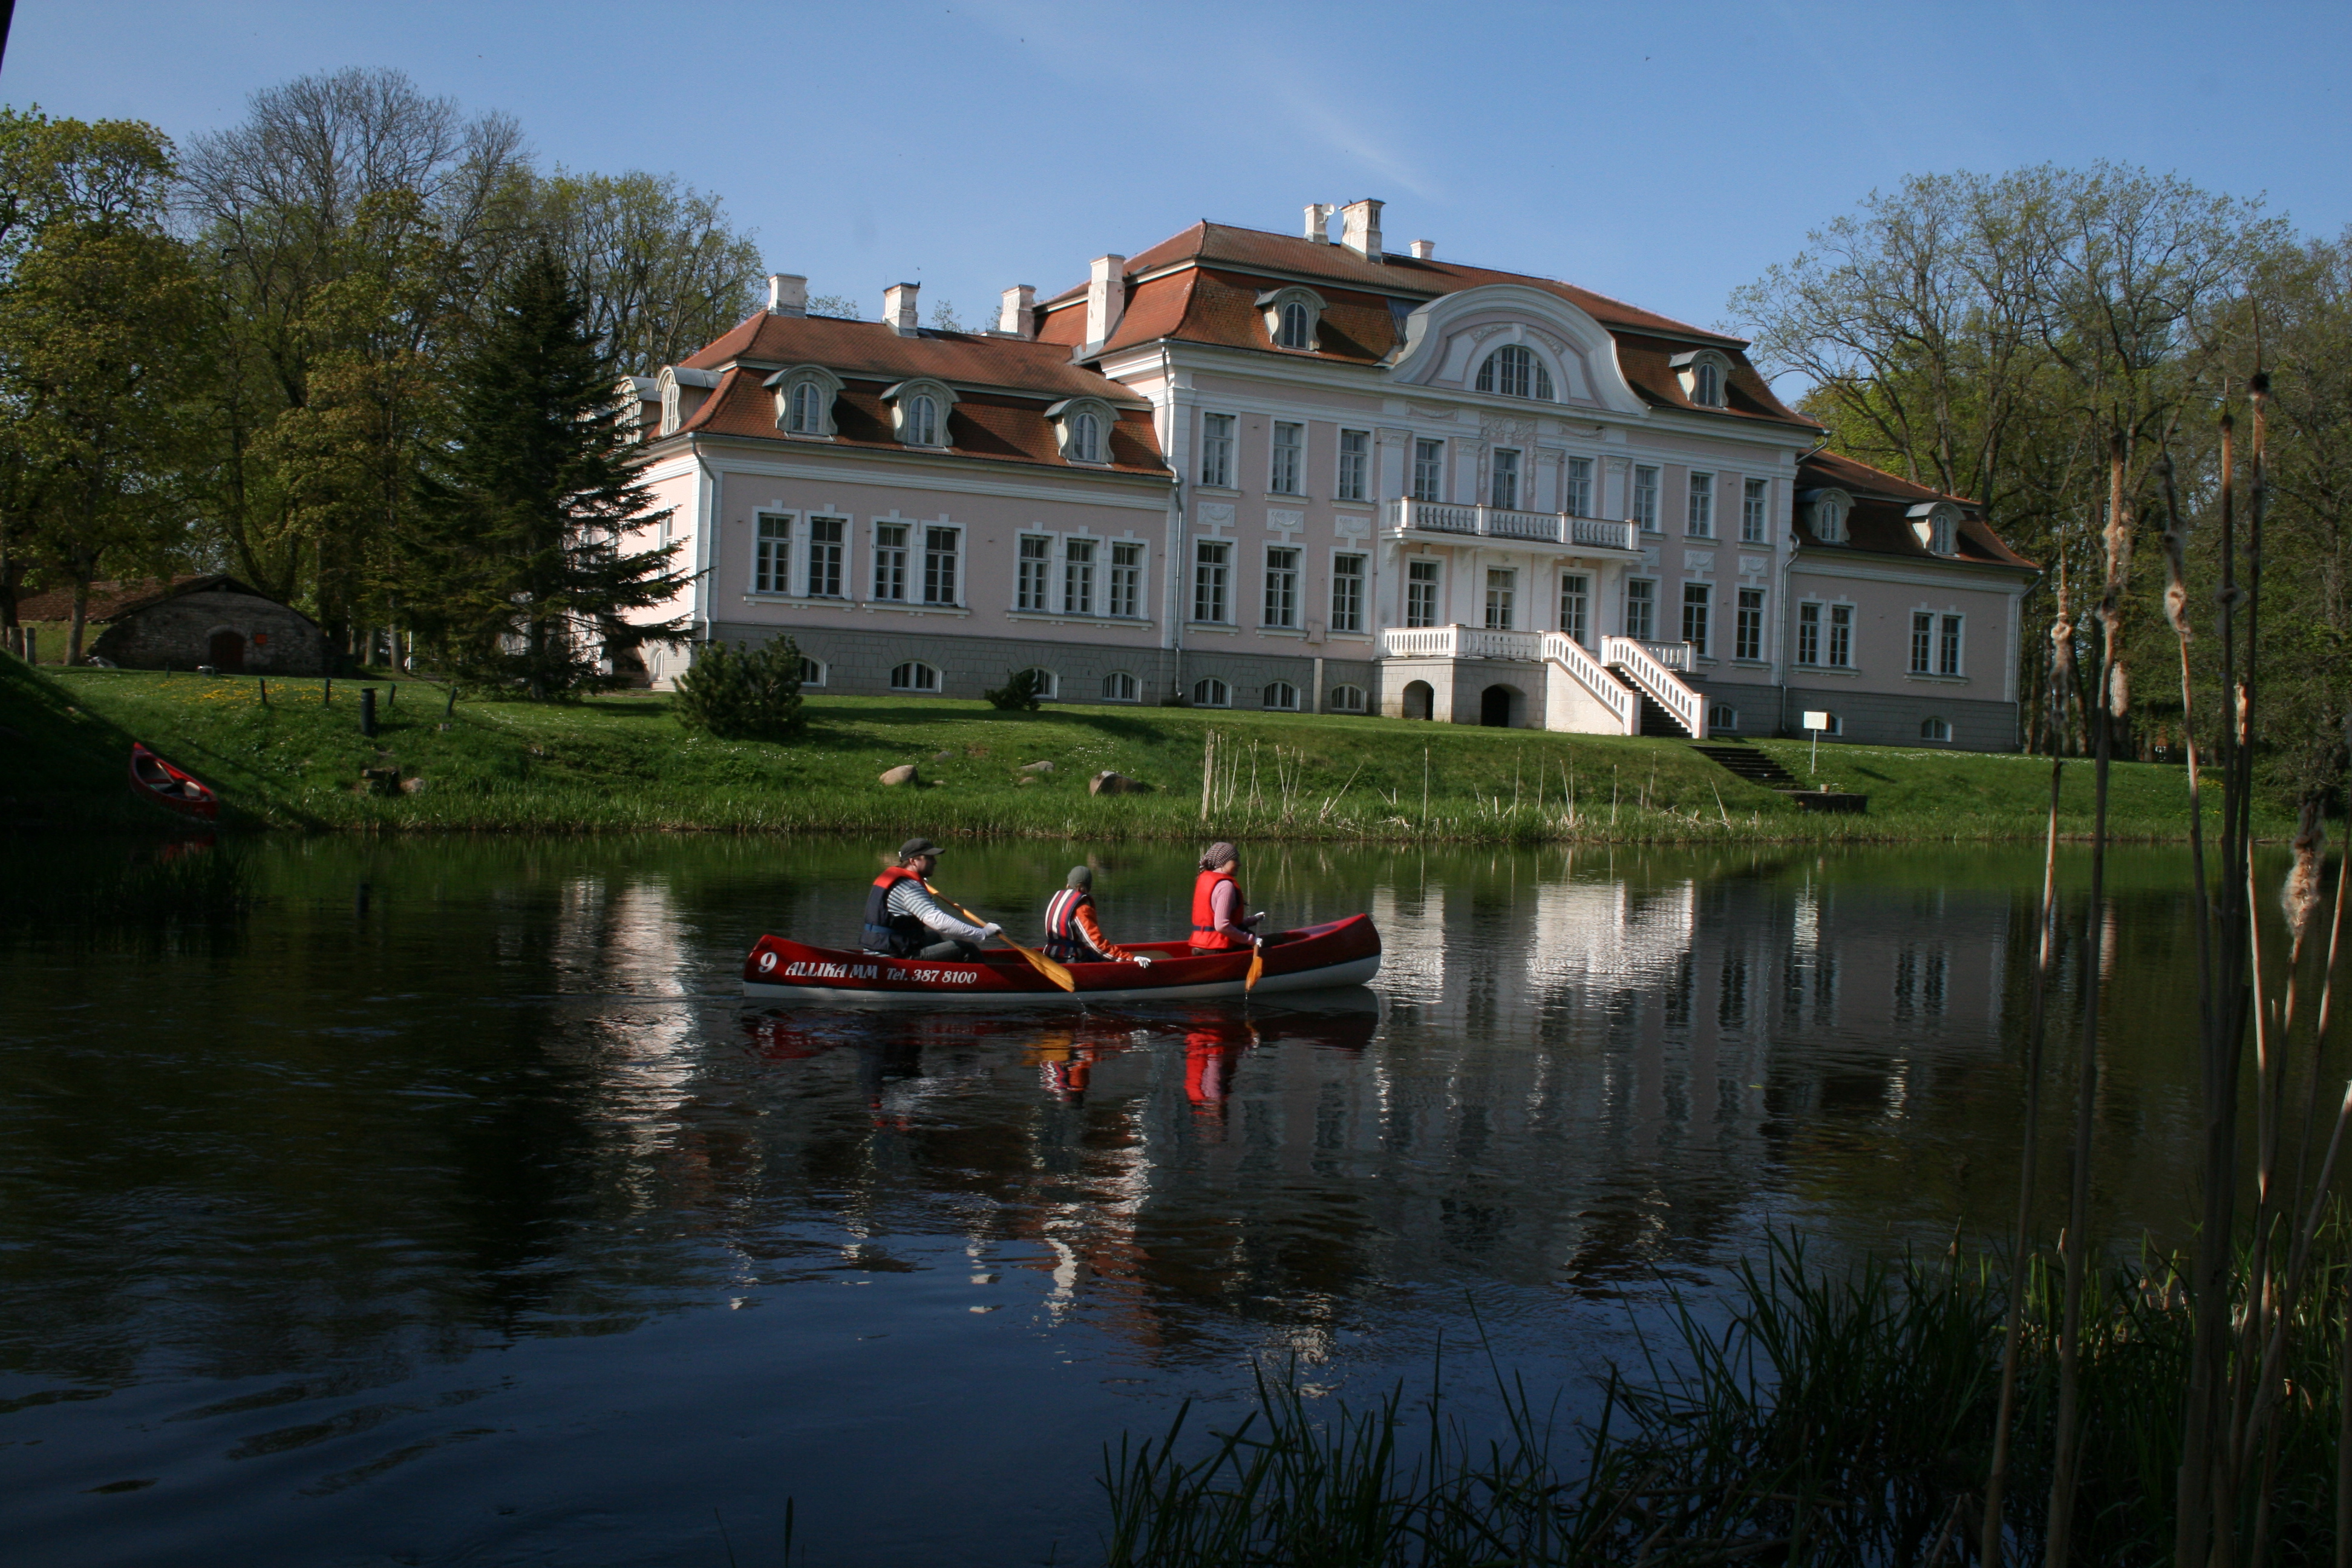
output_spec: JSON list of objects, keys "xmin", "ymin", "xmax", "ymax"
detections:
[
  {"xmin": 1475, "ymin": 344, "xmax": 1554, "ymax": 400},
  {"xmin": 655, "ymin": 366, "xmax": 719, "ymax": 436},
  {"xmin": 1806, "ymin": 488, "xmax": 1853, "ymax": 543},
  {"xmin": 1256, "ymin": 286, "xmax": 1327, "ymax": 352},
  {"xmin": 1047, "ymin": 396, "xmax": 1118, "ymax": 465},
  {"xmin": 882, "ymin": 377, "xmax": 957, "ymax": 448},
  {"xmin": 764, "ymin": 365, "xmax": 843, "ymax": 439},
  {"xmin": 1671, "ymin": 349, "xmax": 1733, "ymax": 408},
  {"xmin": 1909, "ymin": 502, "xmax": 1961, "ymax": 555}
]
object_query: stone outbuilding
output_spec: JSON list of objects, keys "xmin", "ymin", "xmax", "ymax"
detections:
[{"xmin": 18, "ymin": 575, "xmax": 326, "ymax": 674}]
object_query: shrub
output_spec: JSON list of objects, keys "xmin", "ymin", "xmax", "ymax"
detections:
[
  {"xmin": 983, "ymin": 668, "xmax": 1044, "ymax": 711},
  {"xmin": 673, "ymin": 635, "xmax": 806, "ymax": 740}
]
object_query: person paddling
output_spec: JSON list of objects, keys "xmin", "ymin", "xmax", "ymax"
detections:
[
  {"xmin": 1042, "ymin": 866, "xmax": 1151, "ymax": 965},
  {"xmin": 861, "ymin": 838, "xmax": 1000, "ymax": 960},
  {"xmin": 1189, "ymin": 841, "xmax": 1264, "ymax": 955}
]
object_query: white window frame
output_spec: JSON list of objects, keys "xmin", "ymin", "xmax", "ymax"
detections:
[
  {"xmin": 1491, "ymin": 448, "xmax": 1521, "ymax": 511},
  {"xmin": 1687, "ymin": 472, "xmax": 1714, "ymax": 538},
  {"xmin": 1102, "ymin": 670, "xmax": 1140, "ymax": 703},
  {"xmin": 1485, "ymin": 567, "xmax": 1517, "ymax": 631},
  {"xmin": 1921, "ymin": 716, "xmax": 1952, "ymax": 742},
  {"xmin": 1336, "ymin": 428, "xmax": 1370, "ymax": 503},
  {"xmin": 1939, "ymin": 613, "xmax": 1964, "ymax": 676},
  {"xmin": 1193, "ymin": 539, "xmax": 1232, "ymax": 624},
  {"xmin": 1405, "ymin": 559, "xmax": 1441, "ymax": 629},
  {"xmin": 1559, "ymin": 572, "xmax": 1589, "ymax": 645},
  {"xmin": 1330, "ymin": 552, "xmax": 1365, "ymax": 634},
  {"xmin": 754, "ymin": 512, "xmax": 791, "ymax": 594},
  {"xmin": 1475, "ymin": 344, "xmax": 1555, "ymax": 401},
  {"xmin": 1735, "ymin": 587, "xmax": 1764, "ymax": 661},
  {"xmin": 1681, "ymin": 581, "xmax": 1710, "ymax": 655},
  {"xmin": 1269, "ymin": 421, "xmax": 1304, "ymax": 495},
  {"xmin": 872, "ymin": 520, "xmax": 910, "ymax": 602},
  {"xmin": 1192, "ymin": 676, "xmax": 1232, "ymax": 708},
  {"xmin": 1047, "ymin": 397, "xmax": 1118, "ymax": 465},
  {"xmin": 1564, "ymin": 456, "xmax": 1593, "ymax": 518},
  {"xmin": 1263, "ymin": 544, "xmax": 1301, "ymax": 628},
  {"xmin": 1108, "ymin": 540, "xmax": 1145, "ymax": 619},
  {"xmin": 803, "ymin": 515, "xmax": 847, "ymax": 598},
  {"xmin": 1742, "ymin": 479, "xmax": 1769, "ymax": 544},
  {"xmin": 1828, "ymin": 603, "xmax": 1854, "ymax": 667},
  {"xmin": 1258, "ymin": 286, "xmax": 1327, "ymax": 351},
  {"xmin": 922, "ymin": 525, "xmax": 962, "ymax": 606},
  {"xmin": 1062, "ymin": 537, "xmax": 1096, "ymax": 616},
  {"xmin": 1263, "ymin": 680, "xmax": 1300, "ymax": 711},
  {"xmin": 1019, "ymin": 667, "xmax": 1060, "ymax": 700},
  {"xmin": 1672, "ymin": 348, "xmax": 1733, "ymax": 408},
  {"xmin": 767, "ymin": 364, "xmax": 843, "ymax": 438},
  {"xmin": 882, "ymin": 377, "xmax": 957, "ymax": 448},
  {"xmin": 1329, "ymin": 684, "xmax": 1368, "ymax": 713},
  {"xmin": 1200, "ymin": 412, "xmax": 1236, "ymax": 488},
  {"xmin": 1412, "ymin": 439, "xmax": 1445, "ymax": 503},
  {"xmin": 799, "ymin": 655, "xmax": 828, "ymax": 688},
  {"xmin": 889, "ymin": 660, "xmax": 939, "ymax": 693},
  {"xmin": 1016, "ymin": 534, "xmax": 1052, "ymax": 612},
  {"xmin": 1810, "ymin": 490, "xmax": 1852, "ymax": 543},
  {"xmin": 1624, "ymin": 577, "xmax": 1656, "ymax": 641},
  {"xmin": 1633, "ymin": 466, "xmax": 1661, "ymax": 532},
  {"xmin": 1797, "ymin": 601, "xmax": 1822, "ymax": 665}
]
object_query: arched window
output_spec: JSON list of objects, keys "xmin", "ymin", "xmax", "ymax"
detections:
[
  {"xmin": 908, "ymin": 394, "xmax": 938, "ymax": 446},
  {"xmin": 1048, "ymin": 397, "xmax": 1116, "ymax": 464},
  {"xmin": 1279, "ymin": 301, "xmax": 1312, "ymax": 350},
  {"xmin": 1263, "ymin": 680, "xmax": 1299, "ymax": 711},
  {"xmin": 1019, "ymin": 667, "xmax": 1059, "ymax": 699},
  {"xmin": 889, "ymin": 661, "xmax": 939, "ymax": 692},
  {"xmin": 1921, "ymin": 716, "xmax": 1952, "ymax": 742},
  {"xmin": 799, "ymin": 656, "xmax": 828, "ymax": 688},
  {"xmin": 1329, "ymin": 684, "xmax": 1367, "ymax": 713},
  {"xmin": 1709, "ymin": 704, "xmax": 1739, "ymax": 733},
  {"xmin": 1812, "ymin": 493, "xmax": 1849, "ymax": 543},
  {"xmin": 1693, "ymin": 362, "xmax": 1721, "ymax": 407},
  {"xmin": 1102, "ymin": 671, "xmax": 1139, "ymax": 702},
  {"xmin": 789, "ymin": 381, "xmax": 823, "ymax": 434},
  {"xmin": 1932, "ymin": 514, "xmax": 1955, "ymax": 555},
  {"xmin": 1192, "ymin": 676, "xmax": 1230, "ymax": 708},
  {"xmin": 1071, "ymin": 411, "xmax": 1102, "ymax": 463},
  {"xmin": 1674, "ymin": 349, "xmax": 1731, "ymax": 407},
  {"xmin": 1475, "ymin": 344, "xmax": 1554, "ymax": 401}
]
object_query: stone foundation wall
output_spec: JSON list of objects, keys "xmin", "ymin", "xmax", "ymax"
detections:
[
  {"xmin": 91, "ymin": 591, "xmax": 326, "ymax": 675},
  {"xmin": 1720, "ymin": 681, "xmax": 2020, "ymax": 752}
]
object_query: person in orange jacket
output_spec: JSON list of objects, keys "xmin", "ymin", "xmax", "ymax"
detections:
[
  {"xmin": 1189, "ymin": 841, "xmax": 1263, "ymax": 955},
  {"xmin": 1040, "ymin": 866, "xmax": 1151, "ymax": 965}
]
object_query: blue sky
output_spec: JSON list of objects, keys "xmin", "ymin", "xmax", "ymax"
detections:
[{"xmin": 10, "ymin": 1, "xmax": 2347, "ymax": 345}]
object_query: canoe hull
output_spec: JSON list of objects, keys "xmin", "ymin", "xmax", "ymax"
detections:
[
  {"xmin": 128, "ymin": 743, "xmax": 220, "ymax": 820},
  {"xmin": 742, "ymin": 913, "xmax": 1381, "ymax": 1007}
]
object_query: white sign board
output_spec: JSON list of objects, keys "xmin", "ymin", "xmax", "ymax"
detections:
[{"xmin": 1802, "ymin": 711, "xmax": 1832, "ymax": 731}]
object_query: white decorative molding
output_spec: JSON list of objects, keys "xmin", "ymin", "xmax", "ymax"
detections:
[
  {"xmin": 1266, "ymin": 508, "xmax": 1305, "ymax": 531},
  {"xmin": 1196, "ymin": 501, "xmax": 1235, "ymax": 527},
  {"xmin": 1739, "ymin": 555, "xmax": 1769, "ymax": 577},
  {"xmin": 1334, "ymin": 515, "xmax": 1371, "ymax": 540},
  {"xmin": 1682, "ymin": 550, "xmax": 1716, "ymax": 573},
  {"xmin": 1641, "ymin": 546, "xmax": 1661, "ymax": 567}
]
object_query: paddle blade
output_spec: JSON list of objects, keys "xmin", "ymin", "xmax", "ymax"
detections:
[
  {"xmin": 1245, "ymin": 946, "xmax": 1265, "ymax": 991},
  {"xmin": 1015, "ymin": 941, "xmax": 1077, "ymax": 992}
]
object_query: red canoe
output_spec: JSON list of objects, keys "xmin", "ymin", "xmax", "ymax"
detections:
[
  {"xmin": 742, "ymin": 914, "xmax": 1382, "ymax": 1005},
  {"xmin": 129, "ymin": 743, "xmax": 220, "ymax": 820}
]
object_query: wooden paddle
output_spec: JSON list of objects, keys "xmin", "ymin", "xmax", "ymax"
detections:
[
  {"xmin": 1245, "ymin": 942, "xmax": 1264, "ymax": 992},
  {"xmin": 938, "ymin": 888, "xmax": 1076, "ymax": 992}
]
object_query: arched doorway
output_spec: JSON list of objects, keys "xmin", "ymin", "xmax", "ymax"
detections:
[
  {"xmin": 1402, "ymin": 680, "xmax": 1434, "ymax": 720},
  {"xmin": 208, "ymin": 629, "xmax": 246, "ymax": 673},
  {"xmin": 1480, "ymin": 684, "xmax": 1520, "ymax": 728}
]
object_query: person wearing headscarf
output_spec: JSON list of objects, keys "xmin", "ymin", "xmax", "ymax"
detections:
[
  {"xmin": 1189, "ymin": 841, "xmax": 1262, "ymax": 953},
  {"xmin": 1041, "ymin": 865, "xmax": 1148, "ymax": 964}
]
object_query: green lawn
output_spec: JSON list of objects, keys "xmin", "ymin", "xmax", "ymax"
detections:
[{"xmin": 0, "ymin": 658, "xmax": 2287, "ymax": 843}]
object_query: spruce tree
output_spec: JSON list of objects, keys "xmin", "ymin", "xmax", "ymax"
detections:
[{"xmin": 408, "ymin": 247, "xmax": 690, "ymax": 696}]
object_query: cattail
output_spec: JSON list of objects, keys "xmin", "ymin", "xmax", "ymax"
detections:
[
  {"xmin": 2158, "ymin": 452, "xmax": 2194, "ymax": 640},
  {"xmin": 2285, "ymin": 802, "xmax": 2326, "ymax": 946}
]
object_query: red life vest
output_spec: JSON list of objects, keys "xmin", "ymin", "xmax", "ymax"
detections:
[
  {"xmin": 1043, "ymin": 887, "xmax": 1103, "ymax": 961},
  {"xmin": 1190, "ymin": 868, "xmax": 1246, "ymax": 950},
  {"xmin": 863, "ymin": 866, "xmax": 927, "ymax": 955}
]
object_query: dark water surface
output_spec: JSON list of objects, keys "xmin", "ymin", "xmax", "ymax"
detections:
[{"xmin": 0, "ymin": 835, "xmax": 2240, "ymax": 1565}]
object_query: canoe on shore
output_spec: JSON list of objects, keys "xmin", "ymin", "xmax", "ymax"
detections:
[
  {"xmin": 129, "ymin": 743, "xmax": 220, "ymax": 820},
  {"xmin": 741, "ymin": 913, "xmax": 1382, "ymax": 1005}
]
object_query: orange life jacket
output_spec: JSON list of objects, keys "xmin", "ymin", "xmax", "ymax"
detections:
[
  {"xmin": 1190, "ymin": 867, "xmax": 1246, "ymax": 950},
  {"xmin": 863, "ymin": 866, "xmax": 927, "ymax": 955}
]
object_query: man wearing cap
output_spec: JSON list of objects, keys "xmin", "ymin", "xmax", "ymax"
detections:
[
  {"xmin": 1041, "ymin": 866, "xmax": 1152, "ymax": 966},
  {"xmin": 861, "ymin": 838, "xmax": 1000, "ymax": 961}
]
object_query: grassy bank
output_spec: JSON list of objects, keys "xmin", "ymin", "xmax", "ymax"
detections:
[{"xmin": 1, "ymin": 656, "xmax": 2284, "ymax": 840}]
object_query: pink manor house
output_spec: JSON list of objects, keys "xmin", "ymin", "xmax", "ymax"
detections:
[{"xmin": 621, "ymin": 201, "xmax": 2036, "ymax": 748}]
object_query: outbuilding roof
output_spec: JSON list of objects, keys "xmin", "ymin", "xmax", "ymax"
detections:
[{"xmin": 14, "ymin": 574, "xmax": 307, "ymax": 623}]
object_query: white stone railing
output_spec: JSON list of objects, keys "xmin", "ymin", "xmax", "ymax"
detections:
[
  {"xmin": 1380, "ymin": 625, "xmax": 1460, "ymax": 657},
  {"xmin": 1386, "ymin": 499, "xmax": 1636, "ymax": 551},
  {"xmin": 1638, "ymin": 638, "xmax": 1693, "ymax": 670},
  {"xmin": 1542, "ymin": 632, "xmax": 1636, "ymax": 732},
  {"xmin": 1380, "ymin": 624, "xmax": 1543, "ymax": 661},
  {"xmin": 1602, "ymin": 635, "xmax": 1704, "ymax": 736}
]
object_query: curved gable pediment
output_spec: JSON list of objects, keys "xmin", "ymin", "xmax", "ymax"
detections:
[{"xmin": 1386, "ymin": 284, "xmax": 1645, "ymax": 415}]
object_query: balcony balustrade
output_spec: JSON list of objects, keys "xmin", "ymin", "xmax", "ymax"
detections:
[{"xmin": 1383, "ymin": 498, "xmax": 1636, "ymax": 552}]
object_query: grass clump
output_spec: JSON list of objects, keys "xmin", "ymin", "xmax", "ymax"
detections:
[{"xmin": 1098, "ymin": 1231, "xmax": 2352, "ymax": 1566}]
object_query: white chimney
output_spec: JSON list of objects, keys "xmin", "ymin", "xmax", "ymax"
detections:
[
  {"xmin": 1303, "ymin": 203, "xmax": 1334, "ymax": 243},
  {"xmin": 1409, "ymin": 239, "xmax": 1436, "ymax": 261},
  {"xmin": 1085, "ymin": 255, "xmax": 1126, "ymax": 347},
  {"xmin": 998, "ymin": 284, "xmax": 1036, "ymax": 339},
  {"xmin": 766, "ymin": 273, "xmax": 807, "ymax": 316},
  {"xmin": 884, "ymin": 281, "xmax": 920, "ymax": 335},
  {"xmin": 1340, "ymin": 198, "xmax": 1384, "ymax": 261}
]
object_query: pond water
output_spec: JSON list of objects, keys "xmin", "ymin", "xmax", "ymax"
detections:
[{"xmin": 0, "ymin": 834, "xmax": 2258, "ymax": 1566}]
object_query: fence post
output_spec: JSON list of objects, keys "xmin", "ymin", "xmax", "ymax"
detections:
[{"xmin": 360, "ymin": 687, "xmax": 377, "ymax": 738}]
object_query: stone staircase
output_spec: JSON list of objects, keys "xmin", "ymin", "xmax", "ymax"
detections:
[
  {"xmin": 1690, "ymin": 740, "xmax": 1867, "ymax": 813},
  {"xmin": 1609, "ymin": 670, "xmax": 1690, "ymax": 737}
]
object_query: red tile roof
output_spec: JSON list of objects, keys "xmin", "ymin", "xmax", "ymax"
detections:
[
  {"xmin": 664, "ymin": 316, "xmax": 1166, "ymax": 476},
  {"xmin": 1035, "ymin": 221, "xmax": 1811, "ymax": 426},
  {"xmin": 1796, "ymin": 451, "xmax": 2036, "ymax": 570}
]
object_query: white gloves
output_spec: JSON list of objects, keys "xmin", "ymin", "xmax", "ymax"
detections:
[
  {"xmin": 1132, "ymin": 955, "xmax": 1154, "ymax": 968},
  {"xmin": 1249, "ymin": 910, "xmax": 1268, "ymax": 923},
  {"xmin": 981, "ymin": 922, "xmax": 1003, "ymax": 939}
]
